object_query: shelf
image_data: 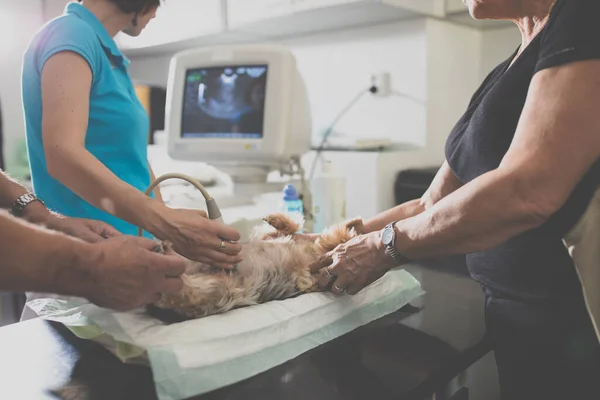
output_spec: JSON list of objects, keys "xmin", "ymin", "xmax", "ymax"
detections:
[{"xmin": 118, "ymin": 0, "xmax": 511, "ymax": 57}]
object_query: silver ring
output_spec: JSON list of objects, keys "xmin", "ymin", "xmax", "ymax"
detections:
[
  {"xmin": 333, "ymin": 284, "xmax": 346, "ymax": 294},
  {"xmin": 324, "ymin": 266, "xmax": 335, "ymax": 280},
  {"xmin": 219, "ymin": 240, "xmax": 225, "ymax": 252}
]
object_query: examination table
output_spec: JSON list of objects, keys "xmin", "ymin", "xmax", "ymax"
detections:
[{"xmin": 0, "ymin": 259, "xmax": 492, "ymax": 400}]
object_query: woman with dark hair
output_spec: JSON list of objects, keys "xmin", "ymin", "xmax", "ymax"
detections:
[{"xmin": 20, "ymin": 0, "xmax": 242, "ymax": 319}]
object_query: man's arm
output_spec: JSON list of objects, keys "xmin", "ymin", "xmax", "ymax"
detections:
[
  {"xmin": 0, "ymin": 211, "xmax": 88, "ymax": 295},
  {"xmin": 0, "ymin": 210, "xmax": 186, "ymax": 311},
  {"xmin": 0, "ymin": 169, "xmax": 55, "ymax": 223},
  {"xmin": 0, "ymin": 169, "xmax": 120, "ymax": 241}
]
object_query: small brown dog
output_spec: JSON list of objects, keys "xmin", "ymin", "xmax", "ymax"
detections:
[{"xmin": 148, "ymin": 213, "xmax": 363, "ymax": 321}]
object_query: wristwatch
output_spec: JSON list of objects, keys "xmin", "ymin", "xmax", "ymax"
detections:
[
  {"xmin": 381, "ymin": 222, "xmax": 411, "ymax": 265},
  {"xmin": 11, "ymin": 193, "xmax": 45, "ymax": 217}
]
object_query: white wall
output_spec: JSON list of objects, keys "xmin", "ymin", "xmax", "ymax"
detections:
[
  {"xmin": 0, "ymin": 0, "xmax": 45, "ymax": 172},
  {"xmin": 128, "ymin": 19, "xmax": 520, "ymax": 162},
  {"xmin": 130, "ymin": 19, "xmax": 430, "ymax": 147},
  {"xmin": 425, "ymin": 18, "xmax": 482, "ymax": 163}
]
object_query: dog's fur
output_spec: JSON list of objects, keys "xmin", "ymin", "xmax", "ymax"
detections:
[{"xmin": 149, "ymin": 213, "xmax": 363, "ymax": 321}]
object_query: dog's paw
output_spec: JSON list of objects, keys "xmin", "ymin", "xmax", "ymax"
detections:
[
  {"xmin": 344, "ymin": 218, "xmax": 365, "ymax": 235},
  {"xmin": 251, "ymin": 213, "xmax": 304, "ymax": 241},
  {"xmin": 264, "ymin": 213, "xmax": 303, "ymax": 234}
]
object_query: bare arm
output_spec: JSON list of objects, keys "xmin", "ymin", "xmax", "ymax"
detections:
[
  {"xmin": 0, "ymin": 210, "xmax": 187, "ymax": 310},
  {"xmin": 361, "ymin": 162, "xmax": 463, "ymax": 233},
  {"xmin": 0, "ymin": 170, "xmax": 29, "ymax": 209},
  {"xmin": 0, "ymin": 169, "xmax": 53, "ymax": 222},
  {"xmin": 0, "ymin": 210, "xmax": 90, "ymax": 295},
  {"xmin": 0, "ymin": 169, "xmax": 120, "ymax": 242},
  {"xmin": 395, "ymin": 60, "xmax": 600, "ymax": 259},
  {"xmin": 149, "ymin": 163, "xmax": 164, "ymax": 203},
  {"xmin": 41, "ymin": 52, "xmax": 164, "ymax": 233},
  {"xmin": 41, "ymin": 51, "xmax": 242, "ymax": 265}
]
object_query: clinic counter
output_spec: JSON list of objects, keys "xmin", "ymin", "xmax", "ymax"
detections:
[{"xmin": 0, "ymin": 259, "xmax": 491, "ymax": 400}]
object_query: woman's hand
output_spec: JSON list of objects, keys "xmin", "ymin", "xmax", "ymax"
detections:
[
  {"xmin": 157, "ymin": 208, "xmax": 243, "ymax": 268},
  {"xmin": 309, "ymin": 231, "xmax": 398, "ymax": 295}
]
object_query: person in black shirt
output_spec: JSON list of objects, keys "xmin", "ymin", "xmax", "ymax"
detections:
[{"xmin": 309, "ymin": 0, "xmax": 600, "ymax": 398}]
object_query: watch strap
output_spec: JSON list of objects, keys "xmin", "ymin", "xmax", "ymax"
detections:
[
  {"xmin": 11, "ymin": 193, "xmax": 45, "ymax": 217},
  {"xmin": 383, "ymin": 222, "xmax": 411, "ymax": 264}
]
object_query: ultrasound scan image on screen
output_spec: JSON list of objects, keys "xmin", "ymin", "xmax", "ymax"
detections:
[{"xmin": 181, "ymin": 65, "xmax": 268, "ymax": 139}]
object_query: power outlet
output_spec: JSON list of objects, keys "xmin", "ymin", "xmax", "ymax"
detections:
[{"xmin": 369, "ymin": 72, "xmax": 391, "ymax": 97}]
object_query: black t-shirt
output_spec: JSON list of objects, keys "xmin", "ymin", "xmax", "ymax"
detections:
[{"xmin": 445, "ymin": 0, "xmax": 600, "ymax": 301}]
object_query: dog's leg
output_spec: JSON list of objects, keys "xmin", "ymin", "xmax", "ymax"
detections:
[
  {"xmin": 253, "ymin": 213, "xmax": 304, "ymax": 240},
  {"xmin": 315, "ymin": 218, "xmax": 362, "ymax": 253}
]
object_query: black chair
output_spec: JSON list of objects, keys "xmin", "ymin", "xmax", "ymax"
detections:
[{"xmin": 394, "ymin": 167, "xmax": 440, "ymax": 205}]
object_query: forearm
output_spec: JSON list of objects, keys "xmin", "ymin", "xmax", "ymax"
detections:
[
  {"xmin": 149, "ymin": 163, "xmax": 164, "ymax": 203},
  {"xmin": 0, "ymin": 211, "xmax": 92, "ymax": 296},
  {"xmin": 46, "ymin": 148, "xmax": 167, "ymax": 236},
  {"xmin": 0, "ymin": 170, "xmax": 29, "ymax": 209},
  {"xmin": 362, "ymin": 199, "xmax": 424, "ymax": 233},
  {"xmin": 0, "ymin": 170, "xmax": 58, "ymax": 223},
  {"xmin": 395, "ymin": 170, "xmax": 546, "ymax": 260}
]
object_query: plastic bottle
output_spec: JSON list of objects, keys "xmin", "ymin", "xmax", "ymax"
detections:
[
  {"xmin": 280, "ymin": 184, "xmax": 304, "ymax": 233},
  {"xmin": 310, "ymin": 160, "xmax": 346, "ymax": 234}
]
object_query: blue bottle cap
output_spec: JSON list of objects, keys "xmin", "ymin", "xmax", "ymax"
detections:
[{"xmin": 282, "ymin": 184, "xmax": 299, "ymax": 201}]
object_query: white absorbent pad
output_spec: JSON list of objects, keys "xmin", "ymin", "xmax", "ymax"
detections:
[{"xmin": 27, "ymin": 269, "xmax": 423, "ymax": 400}]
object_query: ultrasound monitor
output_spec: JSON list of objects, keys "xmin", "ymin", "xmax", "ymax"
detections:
[{"xmin": 166, "ymin": 45, "xmax": 312, "ymax": 183}]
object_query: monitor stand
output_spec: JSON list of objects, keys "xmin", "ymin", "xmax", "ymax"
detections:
[
  {"xmin": 212, "ymin": 165, "xmax": 306, "ymax": 211},
  {"xmin": 212, "ymin": 166, "xmax": 282, "ymax": 209}
]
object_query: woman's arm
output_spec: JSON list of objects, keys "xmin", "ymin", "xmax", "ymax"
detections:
[
  {"xmin": 361, "ymin": 162, "xmax": 463, "ymax": 233},
  {"xmin": 42, "ymin": 52, "xmax": 162, "ymax": 232},
  {"xmin": 395, "ymin": 60, "xmax": 600, "ymax": 259},
  {"xmin": 41, "ymin": 51, "xmax": 242, "ymax": 266},
  {"xmin": 311, "ymin": 60, "xmax": 600, "ymax": 296},
  {"xmin": 149, "ymin": 163, "xmax": 164, "ymax": 203}
]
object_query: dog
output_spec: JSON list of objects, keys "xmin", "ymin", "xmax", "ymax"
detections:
[{"xmin": 147, "ymin": 213, "xmax": 364, "ymax": 322}]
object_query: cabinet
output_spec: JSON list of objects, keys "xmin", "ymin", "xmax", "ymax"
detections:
[
  {"xmin": 226, "ymin": 0, "xmax": 419, "ymax": 39},
  {"xmin": 115, "ymin": 0, "xmax": 506, "ymax": 56},
  {"xmin": 116, "ymin": 0, "xmax": 224, "ymax": 50},
  {"xmin": 227, "ymin": 0, "xmax": 445, "ymax": 29},
  {"xmin": 291, "ymin": 0, "xmax": 363, "ymax": 13},
  {"xmin": 227, "ymin": 0, "xmax": 293, "ymax": 28},
  {"xmin": 383, "ymin": 0, "xmax": 445, "ymax": 17},
  {"xmin": 445, "ymin": 0, "xmax": 468, "ymax": 14}
]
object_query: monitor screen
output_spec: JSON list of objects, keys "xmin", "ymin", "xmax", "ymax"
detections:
[{"xmin": 181, "ymin": 65, "xmax": 268, "ymax": 139}]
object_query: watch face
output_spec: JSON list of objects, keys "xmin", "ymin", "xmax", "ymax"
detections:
[{"xmin": 382, "ymin": 225, "xmax": 394, "ymax": 246}]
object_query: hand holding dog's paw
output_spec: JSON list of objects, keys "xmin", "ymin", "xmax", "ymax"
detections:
[{"xmin": 309, "ymin": 231, "xmax": 397, "ymax": 296}]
